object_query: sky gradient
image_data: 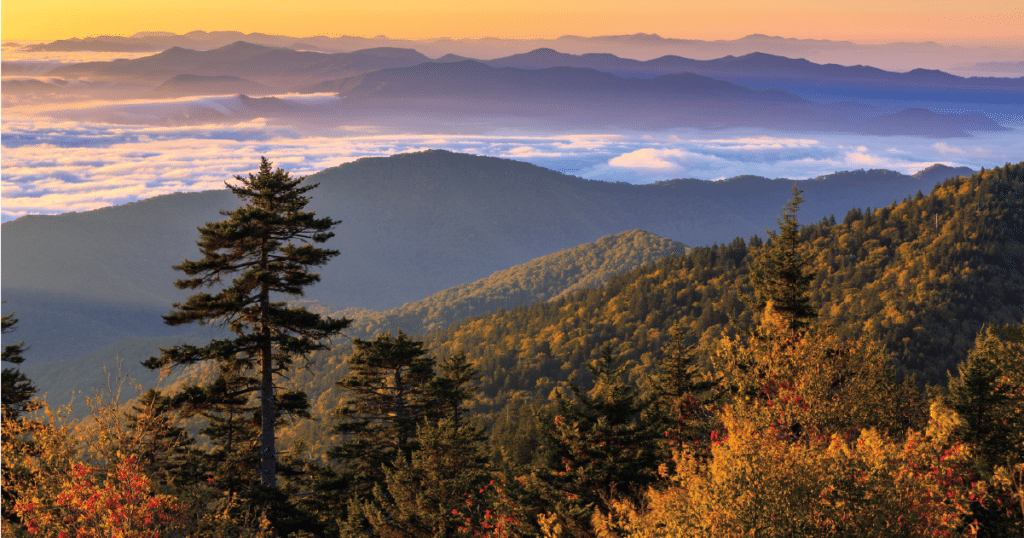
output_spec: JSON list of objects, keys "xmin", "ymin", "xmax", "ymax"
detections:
[{"xmin": 3, "ymin": 0, "xmax": 1022, "ymax": 44}]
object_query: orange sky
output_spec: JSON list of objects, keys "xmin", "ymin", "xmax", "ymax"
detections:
[{"xmin": 2, "ymin": 0, "xmax": 1021, "ymax": 44}]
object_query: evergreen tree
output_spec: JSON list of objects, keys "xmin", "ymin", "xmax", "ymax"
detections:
[
  {"xmin": 426, "ymin": 351, "xmax": 478, "ymax": 428},
  {"xmin": 363, "ymin": 418, "xmax": 491, "ymax": 538},
  {"xmin": 167, "ymin": 371, "xmax": 266, "ymax": 502},
  {"xmin": 746, "ymin": 185, "xmax": 817, "ymax": 332},
  {"xmin": 125, "ymin": 388, "xmax": 202, "ymax": 488},
  {"xmin": 2, "ymin": 312, "xmax": 36, "ymax": 419},
  {"xmin": 537, "ymin": 345, "xmax": 667, "ymax": 537},
  {"xmin": 947, "ymin": 323, "xmax": 1024, "ymax": 465},
  {"xmin": 654, "ymin": 326, "xmax": 718, "ymax": 455},
  {"xmin": 145, "ymin": 157, "xmax": 349, "ymax": 497},
  {"xmin": 329, "ymin": 330, "xmax": 436, "ymax": 501},
  {"xmin": 2, "ymin": 312, "xmax": 37, "ymax": 537}
]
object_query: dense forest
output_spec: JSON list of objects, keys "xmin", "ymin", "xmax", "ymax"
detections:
[{"xmin": 3, "ymin": 162, "xmax": 1022, "ymax": 537}]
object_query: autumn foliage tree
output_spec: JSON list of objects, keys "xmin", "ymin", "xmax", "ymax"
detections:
[{"xmin": 600, "ymin": 403, "xmax": 984, "ymax": 538}]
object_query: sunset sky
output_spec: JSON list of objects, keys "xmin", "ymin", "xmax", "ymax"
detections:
[{"xmin": 3, "ymin": 0, "xmax": 1021, "ymax": 44}]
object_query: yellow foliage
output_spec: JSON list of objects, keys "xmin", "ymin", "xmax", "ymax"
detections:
[{"xmin": 604, "ymin": 406, "xmax": 983, "ymax": 537}]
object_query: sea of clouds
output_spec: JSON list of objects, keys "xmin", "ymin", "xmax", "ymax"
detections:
[
  {"xmin": 5, "ymin": 41, "xmax": 1023, "ymax": 223},
  {"xmin": 3, "ymin": 94, "xmax": 1022, "ymax": 222}
]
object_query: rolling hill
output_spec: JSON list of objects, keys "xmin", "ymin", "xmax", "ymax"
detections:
[{"xmin": 2, "ymin": 151, "xmax": 970, "ymax": 365}]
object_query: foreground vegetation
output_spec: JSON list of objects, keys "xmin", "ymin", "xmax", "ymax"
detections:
[{"xmin": 3, "ymin": 162, "xmax": 1023, "ymax": 537}]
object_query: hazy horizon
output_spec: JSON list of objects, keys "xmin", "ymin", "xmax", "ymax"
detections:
[{"xmin": 3, "ymin": 0, "xmax": 1020, "ymax": 45}]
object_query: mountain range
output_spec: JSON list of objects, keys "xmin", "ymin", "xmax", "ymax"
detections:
[
  {"xmin": 11, "ymin": 41, "xmax": 1015, "ymax": 136},
  {"xmin": 2, "ymin": 150, "xmax": 973, "ymax": 366},
  {"xmin": 15, "ymin": 31, "xmax": 1023, "ymax": 74},
  {"xmin": 324, "ymin": 60, "xmax": 1006, "ymax": 135}
]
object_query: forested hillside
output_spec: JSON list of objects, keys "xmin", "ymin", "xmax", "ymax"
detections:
[
  {"xmin": 156, "ymin": 162, "xmax": 1024, "ymax": 457},
  {"xmin": 424, "ymin": 162, "xmax": 1023, "ymax": 403},
  {"xmin": 327, "ymin": 230, "xmax": 689, "ymax": 340},
  {"xmin": 5, "ymin": 163, "xmax": 1022, "ymax": 538},
  {"xmin": 2, "ymin": 150, "xmax": 961, "ymax": 365}
]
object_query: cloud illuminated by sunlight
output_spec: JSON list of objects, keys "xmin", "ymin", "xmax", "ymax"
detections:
[{"xmin": 4, "ymin": 113, "xmax": 1021, "ymax": 222}]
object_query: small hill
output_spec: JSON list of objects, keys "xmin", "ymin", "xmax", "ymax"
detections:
[
  {"xmin": 340, "ymin": 229, "xmax": 689, "ymax": 339},
  {"xmin": 913, "ymin": 164, "xmax": 976, "ymax": 183}
]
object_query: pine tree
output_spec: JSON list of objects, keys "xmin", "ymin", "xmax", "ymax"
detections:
[
  {"xmin": 426, "ymin": 351, "xmax": 478, "ymax": 428},
  {"xmin": 2, "ymin": 312, "xmax": 36, "ymax": 419},
  {"xmin": 2, "ymin": 312, "xmax": 37, "ymax": 536},
  {"xmin": 537, "ymin": 345, "xmax": 667, "ymax": 536},
  {"xmin": 363, "ymin": 419, "xmax": 491, "ymax": 538},
  {"xmin": 145, "ymin": 157, "xmax": 349, "ymax": 496},
  {"xmin": 125, "ymin": 388, "xmax": 202, "ymax": 488},
  {"xmin": 166, "ymin": 372, "xmax": 265, "ymax": 502},
  {"xmin": 329, "ymin": 330, "xmax": 436, "ymax": 500},
  {"xmin": 654, "ymin": 326, "xmax": 718, "ymax": 455},
  {"xmin": 947, "ymin": 323, "xmax": 1024, "ymax": 465},
  {"xmin": 747, "ymin": 185, "xmax": 817, "ymax": 332}
]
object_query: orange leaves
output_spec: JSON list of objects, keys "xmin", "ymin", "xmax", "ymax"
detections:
[
  {"xmin": 605, "ymin": 403, "xmax": 986, "ymax": 537},
  {"xmin": 13, "ymin": 457, "xmax": 185, "ymax": 538}
]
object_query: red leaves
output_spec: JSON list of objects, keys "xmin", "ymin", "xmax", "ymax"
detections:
[{"xmin": 13, "ymin": 457, "xmax": 184, "ymax": 538}]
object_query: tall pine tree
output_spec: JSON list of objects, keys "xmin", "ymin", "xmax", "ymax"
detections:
[
  {"xmin": 746, "ymin": 185, "xmax": 817, "ymax": 332},
  {"xmin": 654, "ymin": 325, "xmax": 718, "ymax": 456},
  {"xmin": 145, "ymin": 157, "xmax": 349, "ymax": 495}
]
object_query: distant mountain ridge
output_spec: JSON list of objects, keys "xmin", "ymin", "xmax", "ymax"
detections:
[
  {"xmin": 17, "ymin": 31, "xmax": 1023, "ymax": 74},
  {"xmin": 19, "ymin": 41, "xmax": 1015, "ymax": 134},
  {"xmin": 326, "ymin": 60, "xmax": 1005, "ymax": 135},
  {"xmin": 46, "ymin": 42, "xmax": 433, "ymax": 91},
  {"xmin": 486, "ymin": 48, "xmax": 1024, "ymax": 91}
]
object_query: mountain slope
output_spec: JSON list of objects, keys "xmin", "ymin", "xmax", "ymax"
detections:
[
  {"xmin": 2, "ymin": 151, "xmax": 967, "ymax": 365},
  {"xmin": 23, "ymin": 229, "xmax": 688, "ymax": 410},
  {"xmin": 416, "ymin": 162, "xmax": 1023, "ymax": 409},
  {"xmin": 291, "ymin": 162, "xmax": 1024, "ymax": 455},
  {"xmin": 335, "ymin": 229, "xmax": 689, "ymax": 339}
]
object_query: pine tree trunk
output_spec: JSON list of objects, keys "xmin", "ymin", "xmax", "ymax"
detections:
[{"xmin": 260, "ymin": 243, "xmax": 277, "ymax": 488}]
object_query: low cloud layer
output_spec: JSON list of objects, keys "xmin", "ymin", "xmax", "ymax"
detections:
[{"xmin": 3, "ymin": 108, "xmax": 1021, "ymax": 222}]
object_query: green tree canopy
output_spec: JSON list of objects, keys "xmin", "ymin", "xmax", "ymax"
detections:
[{"xmin": 536, "ymin": 345, "xmax": 667, "ymax": 537}]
